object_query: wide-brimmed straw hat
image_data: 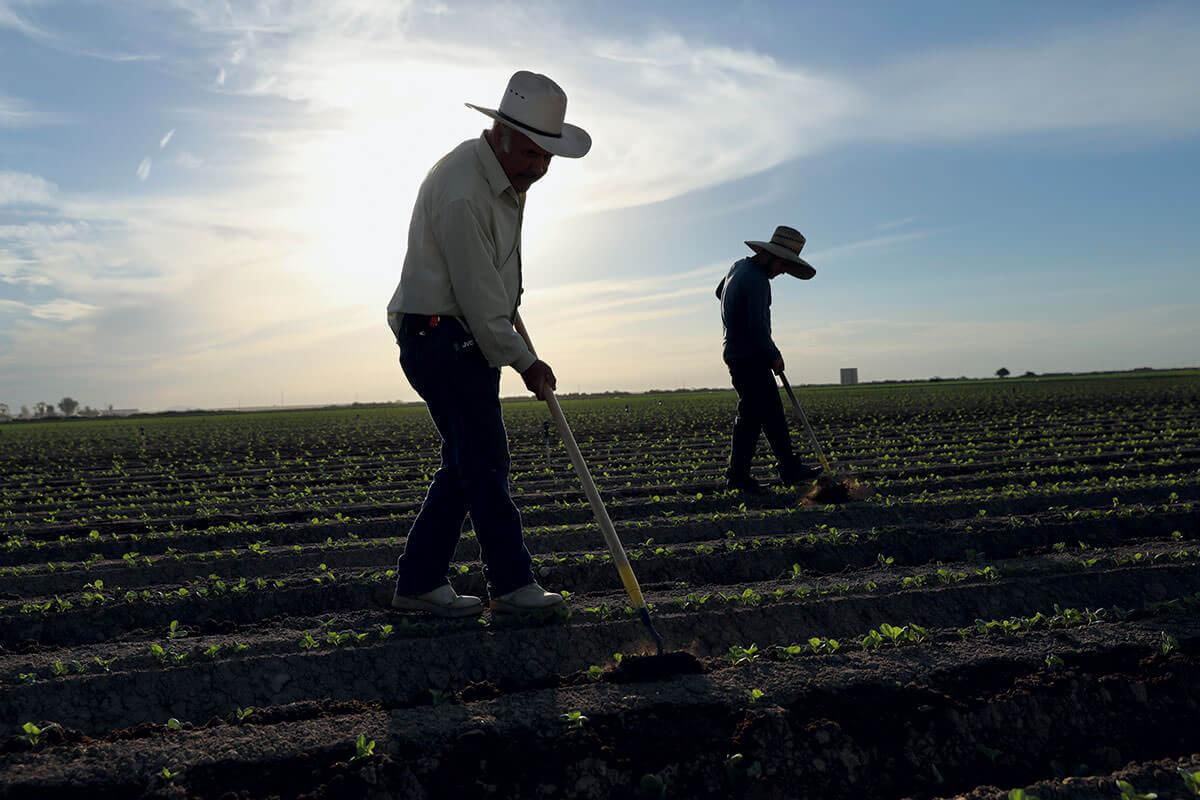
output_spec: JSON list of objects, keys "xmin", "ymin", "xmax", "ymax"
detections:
[
  {"xmin": 746, "ymin": 226, "xmax": 816, "ymax": 279},
  {"xmin": 466, "ymin": 71, "xmax": 591, "ymax": 159}
]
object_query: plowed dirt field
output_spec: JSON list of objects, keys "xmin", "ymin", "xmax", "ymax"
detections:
[{"xmin": 2, "ymin": 372, "xmax": 1198, "ymax": 799}]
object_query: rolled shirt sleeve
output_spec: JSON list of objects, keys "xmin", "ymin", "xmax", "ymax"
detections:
[{"xmin": 435, "ymin": 199, "xmax": 537, "ymax": 372}]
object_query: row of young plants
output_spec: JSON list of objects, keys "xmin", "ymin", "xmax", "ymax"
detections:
[
  {"xmin": 14, "ymin": 542, "xmax": 1199, "ymax": 688},
  {"xmin": 4, "ymin": 503, "xmax": 1196, "ymax": 625},
  {"xmin": 6, "ymin": 400, "xmax": 1192, "ymax": 512},
  {"xmin": 6, "ymin": 427, "xmax": 1191, "ymax": 523},
  {"xmin": 5, "ymin": 375, "xmax": 1193, "ymax": 481},
  {"xmin": 11, "ymin": 461, "xmax": 1195, "ymax": 555}
]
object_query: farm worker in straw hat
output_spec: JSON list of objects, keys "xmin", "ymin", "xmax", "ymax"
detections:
[
  {"xmin": 385, "ymin": 70, "xmax": 591, "ymax": 617},
  {"xmin": 715, "ymin": 226, "xmax": 823, "ymax": 494}
]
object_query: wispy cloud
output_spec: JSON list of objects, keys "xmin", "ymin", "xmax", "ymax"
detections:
[
  {"xmin": 0, "ymin": 0, "xmax": 158, "ymax": 61},
  {"xmin": 173, "ymin": 151, "xmax": 203, "ymax": 168},
  {"xmin": 876, "ymin": 217, "xmax": 915, "ymax": 232},
  {"xmin": 136, "ymin": 157, "xmax": 152, "ymax": 181},
  {"xmin": 0, "ymin": 171, "xmax": 57, "ymax": 206},
  {"xmin": 804, "ymin": 230, "xmax": 938, "ymax": 263},
  {"xmin": 146, "ymin": 3, "xmax": 1200, "ymax": 218},
  {"xmin": 29, "ymin": 298, "xmax": 99, "ymax": 321},
  {"xmin": 159, "ymin": 128, "xmax": 176, "ymax": 148},
  {"xmin": 0, "ymin": 93, "xmax": 62, "ymax": 128}
]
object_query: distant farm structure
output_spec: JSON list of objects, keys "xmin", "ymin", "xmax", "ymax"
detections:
[{"xmin": 840, "ymin": 368, "xmax": 859, "ymax": 386}]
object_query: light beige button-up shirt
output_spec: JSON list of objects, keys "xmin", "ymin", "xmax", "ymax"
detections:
[{"xmin": 387, "ymin": 133, "xmax": 537, "ymax": 373}]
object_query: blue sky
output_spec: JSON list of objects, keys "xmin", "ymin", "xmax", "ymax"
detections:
[{"xmin": 1, "ymin": 1, "xmax": 1198, "ymax": 411}]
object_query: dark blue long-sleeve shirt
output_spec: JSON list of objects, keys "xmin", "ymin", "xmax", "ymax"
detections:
[{"xmin": 716, "ymin": 257, "xmax": 781, "ymax": 365}]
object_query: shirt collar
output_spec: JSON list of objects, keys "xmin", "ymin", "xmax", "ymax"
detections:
[{"xmin": 475, "ymin": 132, "xmax": 515, "ymax": 198}]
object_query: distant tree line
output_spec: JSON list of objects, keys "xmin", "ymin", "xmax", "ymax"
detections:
[{"xmin": 0, "ymin": 398, "xmax": 117, "ymax": 421}]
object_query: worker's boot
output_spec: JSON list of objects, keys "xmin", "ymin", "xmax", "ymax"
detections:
[
  {"xmin": 490, "ymin": 582, "xmax": 565, "ymax": 614},
  {"xmin": 725, "ymin": 472, "xmax": 766, "ymax": 494},
  {"xmin": 780, "ymin": 459, "xmax": 822, "ymax": 487},
  {"xmin": 391, "ymin": 584, "xmax": 483, "ymax": 618}
]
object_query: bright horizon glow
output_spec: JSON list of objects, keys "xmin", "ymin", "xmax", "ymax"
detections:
[{"xmin": 1, "ymin": 1, "xmax": 1199, "ymax": 413}]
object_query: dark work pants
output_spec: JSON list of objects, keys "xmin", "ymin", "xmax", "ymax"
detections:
[
  {"xmin": 727, "ymin": 357, "xmax": 794, "ymax": 480},
  {"xmin": 392, "ymin": 316, "xmax": 534, "ymax": 597}
]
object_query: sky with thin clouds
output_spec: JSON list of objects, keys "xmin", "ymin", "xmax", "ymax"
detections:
[{"xmin": 1, "ymin": 0, "xmax": 1198, "ymax": 412}]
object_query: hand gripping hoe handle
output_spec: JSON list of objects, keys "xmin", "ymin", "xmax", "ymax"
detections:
[{"xmin": 514, "ymin": 313, "xmax": 663, "ymax": 654}]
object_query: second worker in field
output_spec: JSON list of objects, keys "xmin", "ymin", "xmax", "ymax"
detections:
[
  {"xmin": 385, "ymin": 71, "xmax": 591, "ymax": 617},
  {"xmin": 716, "ymin": 226, "xmax": 823, "ymax": 494}
]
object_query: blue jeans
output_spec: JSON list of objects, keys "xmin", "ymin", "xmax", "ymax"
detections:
[{"xmin": 392, "ymin": 314, "xmax": 534, "ymax": 597}]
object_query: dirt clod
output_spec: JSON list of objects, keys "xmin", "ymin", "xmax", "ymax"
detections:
[
  {"xmin": 606, "ymin": 652, "xmax": 705, "ymax": 683},
  {"xmin": 803, "ymin": 476, "xmax": 873, "ymax": 505}
]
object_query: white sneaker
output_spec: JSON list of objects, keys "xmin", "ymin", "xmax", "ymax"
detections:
[
  {"xmin": 490, "ymin": 583, "xmax": 565, "ymax": 614},
  {"xmin": 391, "ymin": 585, "xmax": 483, "ymax": 618}
]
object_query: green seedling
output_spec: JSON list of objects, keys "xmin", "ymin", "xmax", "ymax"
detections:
[
  {"xmin": 204, "ymin": 645, "xmax": 221, "ymax": 660},
  {"xmin": 861, "ymin": 629, "xmax": 883, "ymax": 650},
  {"xmin": 1116, "ymin": 779, "xmax": 1157, "ymax": 800},
  {"xmin": 977, "ymin": 743, "xmax": 1002, "ymax": 765},
  {"xmin": 879, "ymin": 623, "xmax": 906, "ymax": 646},
  {"xmin": 166, "ymin": 718, "xmax": 182, "ymax": 731},
  {"xmin": 727, "ymin": 644, "xmax": 760, "ymax": 664},
  {"xmin": 377, "ymin": 624, "xmax": 394, "ymax": 640},
  {"xmin": 429, "ymin": 689, "xmax": 451, "ymax": 705},
  {"xmin": 160, "ymin": 767, "xmax": 178, "ymax": 780},
  {"xmin": 233, "ymin": 706, "xmax": 254, "ymax": 723},
  {"xmin": 51, "ymin": 661, "xmax": 68, "ymax": 677},
  {"xmin": 1008, "ymin": 789, "xmax": 1040, "ymax": 800},
  {"xmin": 561, "ymin": 711, "xmax": 589, "ymax": 729},
  {"xmin": 1044, "ymin": 654, "xmax": 1065, "ymax": 669},
  {"xmin": 745, "ymin": 688, "xmax": 765, "ymax": 704},
  {"xmin": 299, "ymin": 632, "xmax": 319, "ymax": 650},
  {"xmin": 587, "ymin": 665, "xmax": 604, "ymax": 681},
  {"xmin": 349, "ymin": 733, "xmax": 376, "ymax": 764},
  {"xmin": 1161, "ymin": 632, "xmax": 1179, "ymax": 655},
  {"xmin": 1177, "ymin": 767, "xmax": 1200, "ymax": 796},
  {"xmin": 21, "ymin": 722, "xmax": 42, "ymax": 747},
  {"xmin": 639, "ymin": 772, "xmax": 669, "ymax": 799}
]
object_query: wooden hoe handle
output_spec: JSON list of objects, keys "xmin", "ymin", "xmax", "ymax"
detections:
[{"xmin": 513, "ymin": 313, "xmax": 650, "ymax": 612}]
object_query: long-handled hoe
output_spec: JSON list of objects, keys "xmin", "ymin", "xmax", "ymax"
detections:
[
  {"xmin": 778, "ymin": 373, "xmax": 872, "ymax": 504},
  {"xmin": 515, "ymin": 314, "xmax": 701, "ymax": 679}
]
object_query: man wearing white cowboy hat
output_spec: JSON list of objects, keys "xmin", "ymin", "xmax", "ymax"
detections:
[
  {"xmin": 715, "ymin": 226, "xmax": 823, "ymax": 494},
  {"xmin": 385, "ymin": 71, "xmax": 590, "ymax": 617}
]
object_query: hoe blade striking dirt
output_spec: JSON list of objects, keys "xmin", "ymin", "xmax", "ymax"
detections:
[{"xmin": 778, "ymin": 373, "xmax": 873, "ymax": 505}]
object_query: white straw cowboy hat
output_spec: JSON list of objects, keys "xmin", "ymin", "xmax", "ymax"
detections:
[
  {"xmin": 746, "ymin": 226, "xmax": 816, "ymax": 279},
  {"xmin": 466, "ymin": 70, "xmax": 591, "ymax": 159}
]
